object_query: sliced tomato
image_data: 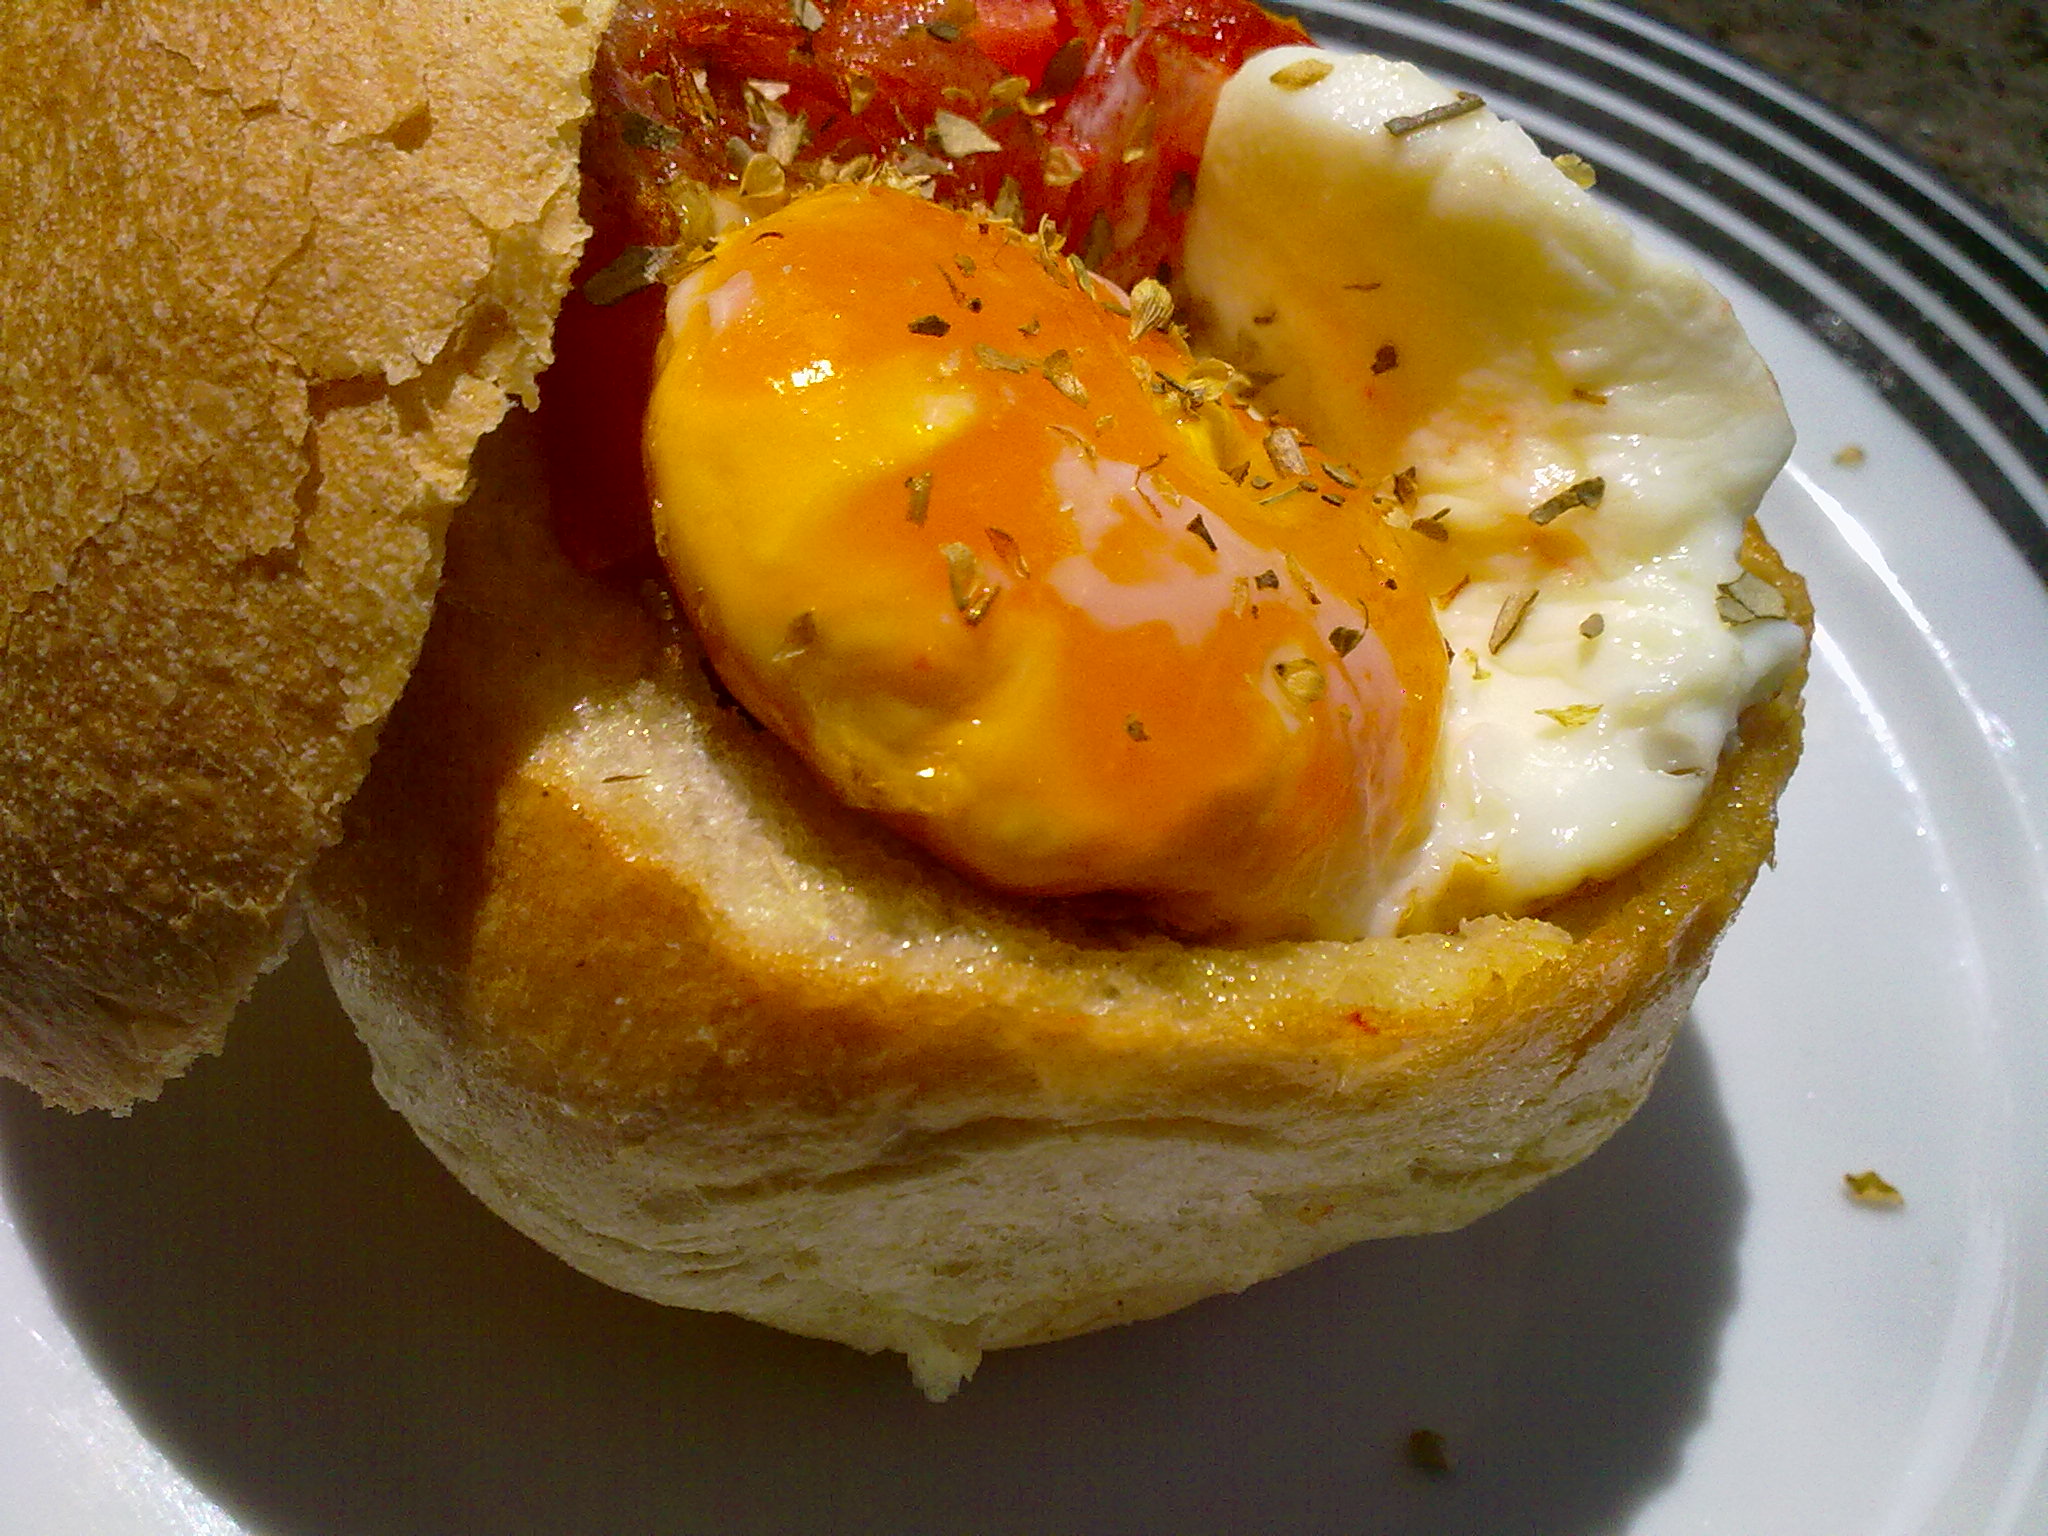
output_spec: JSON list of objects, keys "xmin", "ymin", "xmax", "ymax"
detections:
[
  {"xmin": 967, "ymin": 0, "xmax": 1066, "ymax": 81},
  {"xmin": 546, "ymin": 0, "xmax": 1311, "ymax": 575},
  {"xmin": 1043, "ymin": 0, "xmax": 1306, "ymax": 284},
  {"xmin": 537, "ymin": 279, "xmax": 670, "ymax": 578}
]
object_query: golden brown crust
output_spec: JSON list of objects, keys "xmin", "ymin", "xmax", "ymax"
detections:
[
  {"xmin": 0, "ymin": 0, "xmax": 613, "ymax": 1109},
  {"xmin": 310, "ymin": 415, "xmax": 1806, "ymax": 1397}
]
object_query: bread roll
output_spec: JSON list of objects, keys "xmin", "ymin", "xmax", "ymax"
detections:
[
  {"xmin": 310, "ymin": 412, "xmax": 1806, "ymax": 1399},
  {"xmin": 0, "ymin": 0, "xmax": 608, "ymax": 1108},
  {"xmin": 2, "ymin": 0, "xmax": 1807, "ymax": 1402}
]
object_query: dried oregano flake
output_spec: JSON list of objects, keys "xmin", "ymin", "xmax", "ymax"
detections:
[
  {"xmin": 905, "ymin": 472, "xmax": 933, "ymax": 525},
  {"xmin": 940, "ymin": 542, "xmax": 1000, "ymax": 625},
  {"xmin": 1530, "ymin": 476, "xmax": 1605, "ymax": 525},
  {"xmin": 1552, "ymin": 151, "xmax": 1597, "ymax": 188},
  {"xmin": 1048, "ymin": 421, "xmax": 1096, "ymax": 463},
  {"xmin": 738, "ymin": 151, "xmax": 787, "ymax": 205},
  {"xmin": 1488, "ymin": 586, "xmax": 1538, "ymax": 653},
  {"xmin": 1411, "ymin": 508, "xmax": 1451, "ymax": 542},
  {"xmin": 1264, "ymin": 426, "xmax": 1309, "ymax": 478},
  {"xmin": 1385, "ymin": 92, "xmax": 1485, "ymax": 137},
  {"xmin": 1844, "ymin": 1169, "xmax": 1904, "ymax": 1205},
  {"xmin": 941, "ymin": 542, "xmax": 979, "ymax": 604},
  {"xmin": 1274, "ymin": 657, "xmax": 1326, "ymax": 703},
  {"xmin": 986, "ymin": 526, "xmax": 1030, "ymax": 579},
  {"xmin": 991, "ymin": 175, "xmax": 1026, "ymax": 225},
  {"xmin": 581, "ymin": 244, "xmax": 675, "ymax": 306},
  {"xmin": 1270, "ymin": 57, "xmax": 1334, "ymax": 91},
  {"xmin": 772, "ymin": 610, "xmax": 819, "ymax": 661},
  {"xmin": 1717, "ymin": 569, "xmax": 1790, "ymax": 625},
  {"xmin": 1184, "ymin": 357, "xmax": 1241, "ymax": 402},
  {"xmin": 1120, "ymin": 102, "xmax": 1157, "ymax": 166},
  {"xmin": 1285, "ymin": 553, "xmax": 1321, "ymax": 605},
  {"xmin": 750, "ymin": 89, "xmax": 808, "ymax": 164},
  {"xmin": 621, "ymin": 111, "xmax": 681, "ymax": 151},
  {"xmin": 974, "ymin": 343, "xmax": 1032, "ymax": 373},
  {"xmin": 933, "ymin": 109, "xmax": 1002, "ymax": 157},
  {"xmin": 1128, "ymin": 276, "xmax": 1174, "ymax": 340},
  {"xmin": 936, "ymin": 263, "xmax": 978, "ymax": 312},
  {"xmin": 1042, "ymin": 349, "xmax": 1089, "ymax": 405},
  {"xmin": 1043, "ymin": 144, "xmax": 1085, "ymax": 187}
]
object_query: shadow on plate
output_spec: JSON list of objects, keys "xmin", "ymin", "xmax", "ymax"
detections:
[{"xmin": 0, "ymin": 941, "xmax": 1746, "ymax": 1536}]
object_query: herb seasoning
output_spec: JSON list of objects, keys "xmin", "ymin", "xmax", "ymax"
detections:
[
  {"xmin": 1385, "ymin": 92, "xmax": 1484, "ymax": 137},
  {"xmin": 1488, "ymin": 586, "xmax": 1538, "ymax": 653},
  {"xmin": 1269, "ymin": 58, "xmax": 1335, "ymax": 91},
  {"xmin": 1529, "ymin": 476, "xmax": 1605, "ymax": 525}
]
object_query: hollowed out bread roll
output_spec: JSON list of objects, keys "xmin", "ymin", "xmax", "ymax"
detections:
[
  {"xmin": 0, "ymin": 0, "xmax": 607, "ymax": 1110},
  {"xmin": 310, "ymin": 413, "xmax": 1808, "ymax": 1399}
]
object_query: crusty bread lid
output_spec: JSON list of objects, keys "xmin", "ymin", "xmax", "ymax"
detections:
[{"xmin": 0, "ymin": 0, "xmax": 614, "ymax": 1109}]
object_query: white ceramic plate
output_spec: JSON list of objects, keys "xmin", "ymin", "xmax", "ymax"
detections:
[{"xmin": 5, "ymin": 2, "xmax": 2046, "ymax": 1530}]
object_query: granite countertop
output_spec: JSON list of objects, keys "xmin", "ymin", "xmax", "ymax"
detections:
[{"xmin": 1618, "ymin": 0, "xmax": 2048, "ymax": 243}]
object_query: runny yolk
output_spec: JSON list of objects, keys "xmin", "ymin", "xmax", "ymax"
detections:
[{"xmin": 645, "ymin": 184, "xmax": 1445, "ymax": 940}]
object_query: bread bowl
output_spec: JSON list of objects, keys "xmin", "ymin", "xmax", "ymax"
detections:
[{"xmin": 1, "ymin": 0, "xmax": 1807, "ymax": 1398}]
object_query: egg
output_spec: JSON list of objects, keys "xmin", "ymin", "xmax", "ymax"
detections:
[
  {"xmin": 1184, "ymin": 49, "xmax": 1804, "ymax": 930},
  {"xmin": 644, "ymin": 183, "xmax": 1446, "ymax": 940},
  {"xmin": 642, "ymin": 43, "xmax": 1802, "ymax": 944}
]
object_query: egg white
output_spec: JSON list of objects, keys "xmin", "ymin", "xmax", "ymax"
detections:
[{"xmin": 1184, "ymin": 48, "xmax": 1803, "ymax": 930}]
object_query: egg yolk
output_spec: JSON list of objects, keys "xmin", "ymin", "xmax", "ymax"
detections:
[{"xmin": 645, "ymin": 184, "xmax": 1445, "ymax": 940}]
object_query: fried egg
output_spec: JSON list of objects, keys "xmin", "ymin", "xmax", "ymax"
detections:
[
  {"xmin": 1185, "ymin": 49, "xmax": 1803, "ymax": 930},
  {"xmin": 644, "ymin": 184, "xmax": 1446, "ymax": 941},
  {"xmin": 644, "ymin": 47, "xmax": 1800, "ymax": 941}
]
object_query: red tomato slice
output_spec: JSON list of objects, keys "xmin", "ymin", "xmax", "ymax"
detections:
[
  {"xmin": 545, "ymin": 0, "xmax": 1310, "ymax": 576},
  {"xmin": 537, "ymin": 279, "xmax": 670, "ymax": 579},
  {"xmin": 968, "ymin": 0, "xmax": 1065, "ymax": 81}
]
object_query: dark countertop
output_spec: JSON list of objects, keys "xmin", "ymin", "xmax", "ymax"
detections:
[{"xmin": 1619, "ymin": 0, "xmax": 2048, "ymax": 242}]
